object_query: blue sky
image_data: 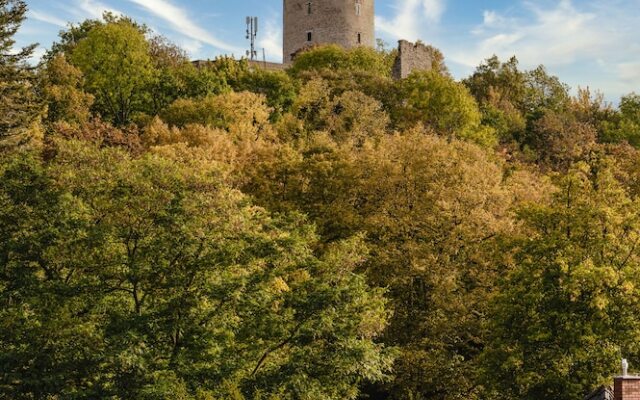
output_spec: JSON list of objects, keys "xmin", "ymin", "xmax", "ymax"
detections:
[{"xmin": 17, "ymin": 0, "xmax": 640, "ymax": 101}]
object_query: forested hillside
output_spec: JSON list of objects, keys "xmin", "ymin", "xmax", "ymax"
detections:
[{"xmin": 3, "ymin": 2, "xmax": 640, "ymax": 399}]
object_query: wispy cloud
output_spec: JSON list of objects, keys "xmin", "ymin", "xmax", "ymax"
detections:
[
  {"xmin": 451, "ymin": 0, "xmax": 608, "ymax": 68},
  {"xmin": 372, "ymin": 0, "xmax": 639, "ymax": 99},
  {"xmin": 75, "ymin": 0, "xmax": 122, "ymax": 20},
  {"xmin": 176, "ymin": 38, "xmax": 203, "ymax": 56},
  {"xmin": 29, "ymin": 10, "xmax": 67, "ymax": 27},
  {"xmin": 439, "ymin": 0, "xmax": 639, "ymax": 99},
  {"xmin": 422, "ymin": 0, "xmax": 446, "ymax": 22},
  {"xmin": 126, "ymin": 0, "xmax": 240, "ymax": 54},
  {"xmin": 258, "ymin": 16, "xmax": 283, "ymax": 62},
  {"xmin": 376, "ymin": 0, "xmax": 446, "ymax": 40},
  {"xmin": 618, "ymin": 62, "xmax": 640, "ymax": 85}
]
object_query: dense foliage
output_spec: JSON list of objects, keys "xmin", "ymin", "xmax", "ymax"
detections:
[
  {"xmin": 0, "ymin": 0, "xmax": 41, "ymax": 149},
  {"xmin": 2, "ymin": 8, "xmax": 640, "ymax": 400}
]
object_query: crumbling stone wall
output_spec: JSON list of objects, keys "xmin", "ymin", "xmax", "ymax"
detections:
[{"xmin": 393, "ymin": 40, "xmax": 435, "ymax": 79}]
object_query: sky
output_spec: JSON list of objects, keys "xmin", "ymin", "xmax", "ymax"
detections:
[{"xmin": 16, "ymin": 0, "xmax": 640, "ymax": 101}]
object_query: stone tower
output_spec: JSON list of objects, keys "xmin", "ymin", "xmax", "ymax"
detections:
[{"xmin": 283, "ymin": 0, "xmax": 375, "ymax": 63}]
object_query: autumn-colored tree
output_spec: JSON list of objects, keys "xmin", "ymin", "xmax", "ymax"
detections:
[
  {"xmin": 602, "ymin": 94, "xmax": 640, "ymax": 147},
  {"xmin": 49, "ymin": 117, "xmax": 143, "ymax": 154},
  {"xmin": 352, "ymin": 132, "xmax": 518, "ymax": 399},
  {"xmin": 527, "ymin": 111, "xmax": 598, "ymax": 171},
  {"xmin": 161, "ymin": 91, "xmax": 274, "ymax": 141},
  {"xmin": 290, "ymin": 45, "xmax": 392, "ymax": 78},
  {"xmin": 0, "ymin": 140, "xmax": 395, "ymax": 399},
  {"xmin": 321, "ymin": 90, "xmax": 390, "ymax": 145},
  {"xmin": 286, "ymin": 77, "xmax": 389, "ymax": 144},
  {"xmin": 71, "ymin": 19, "xmax": 154, "ymax": 125},
  {"xmin": 39, "ymin": 54, "xmax": 94, "ymax": 125},
  {"xmin": 570, "ymin": 87, "xmax": 614, "ymax": 130},
  {"xmin": 237, "ymin": 68, "xmax": 297, "ymax": 121},
  {"xmin": 241, "ymin": 128, "xmax": 551, "ymax": 399},
  {"xmin": 288, "ymin": 45, "xmax": 397, "ymax": 116},
  {"xmin": 395, "ymin": 71, "xmax": 497, "ymax": 146},
  {"xmin": 483, "ymin": 158, "xmax": 640, "ymax": 400}
]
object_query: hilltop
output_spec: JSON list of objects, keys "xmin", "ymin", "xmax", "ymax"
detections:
[{"xmin": 2, "ymin": 5, "xmax": 640, "ymax": 400}]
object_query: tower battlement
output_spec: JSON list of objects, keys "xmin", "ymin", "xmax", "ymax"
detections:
[
  {"xmin": 283, "ymin": 0, "xmax": 375, "ymax": 63},
  {"xmin": 392, "ymin": 40, "xmax": 435, "ymax": 79}
]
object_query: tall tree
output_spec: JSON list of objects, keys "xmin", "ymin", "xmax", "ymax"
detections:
[
  {"xmin": 602, "ymin": 94, "xmax": 640, "ymax": 147},
  {"xmin": 0, "ymin": 140, "xmax": 395, "ymax": 399},
  {"xmin": 482, "ymin": 158, "xmax": 640, "ymax": 400},
  {"xmin": 0, "ymin": 0, "xmax": 41, "ymax": 148},
  {"xmin": 241, "ymin": 130, "xmax": 544, "ymax": 399},
  {"xmin": 39, "ymin": 54, "xmax": 94, "ymax": 125},
  {"xmin": 395, "ymin": 70, "xmax": 497, "ymax": 146},
  {"xmin": 71, "ymin": 19, "xmax": 154, "ymax": 125},
  {"xmin": 464, "ymin": 56, "xmax": 526, "ymax": 110}
]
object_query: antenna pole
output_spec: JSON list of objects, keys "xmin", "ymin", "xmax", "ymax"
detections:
[{"xmin": 246, "ymin": 16, "xmax": 258, "ymax": 60}]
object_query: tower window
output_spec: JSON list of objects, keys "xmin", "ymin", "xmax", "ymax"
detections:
[
  {"xmin": 357, "ymin": 33, "xmax": 361, "ymax": 44},
  {"xmin": 307, "ymin": 31, "xmax": 312, "ymax": 42},
  {"xmin": 355, "ymin": 0, "xmax": 361, "ymax": 16},
  {"xmin": 307, "ymin": 2, "xmax": 312, "ymax": 15}
]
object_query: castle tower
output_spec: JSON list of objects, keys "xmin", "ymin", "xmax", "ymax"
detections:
[{"xmin": 283, "ymin": 0, "xmax": 375, "ymax": 63}]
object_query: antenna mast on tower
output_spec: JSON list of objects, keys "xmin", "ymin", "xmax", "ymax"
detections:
[{"xmin": 246, "ymin": 16, "xmax": 258, "ymax": 60}]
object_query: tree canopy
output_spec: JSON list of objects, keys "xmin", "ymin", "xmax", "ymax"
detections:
[
  {"xmin": 3, "ymin": 7, "xmax": 640, "ymax": 400},
  {"xmin": 0, "ymin": 0, "xmax": 41, "ymax": 149},
  {"xmin": 70, "ymin": 19, "xmax": 154, "ymax": 125}
]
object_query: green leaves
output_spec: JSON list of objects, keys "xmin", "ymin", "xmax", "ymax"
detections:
[
  {"xmin": 8, "ymin": 9, "xmax": 640, "ymax": 400},
  {"xmin": 289, "ymin": 45, "xmax": 393, "ymax": 78},
  {"xmin": 602, "ymin": 94, "xmax": 640, "ymax": 147},
  {"xmin": 71, "ymin": 19, "xmax": 154, "ymax": 125},
  {"xmin": 0, "ymin": 140, "xmax": 393, "ymax": 399},
  {"xmin": 482, "ymin": 159, "xmax": 640, "ymax": 400},
  {"xmin": 0, "ymin": 0, "xmax": 42, "ymax": 149},
  {"xmin": 396, "ymin": 70, "xmax": 497, "ymax": 146}
]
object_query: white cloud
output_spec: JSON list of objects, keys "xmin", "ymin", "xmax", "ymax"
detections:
[
  {"xmin": 618, "ymin": 62, "xmax": 640, "ymax": 85},
  {"xmin": 29, "ymin": 10, "xmax": 67, "ymax": 27},
  {"xmin": 422, "ymin": 0, "xmax": 446, "ymax": 23},
  {"xmin": 75, "ymin": 0, "xmax": 121, "ymax": 20},
  {"xmin": 372, "ymin": 0, "xmax": 639, "ymax": 100},
  {"xmin": 451, "ymin": 0, "xmax": 607, "ymax": 68},
  {"xmin": 376, "ymin": 0, "xmax": 446, "ymax": 41},
  {"xmin": 449, "ymin": 0, "xmax": 619, "ymax": 71},
  {"xmin": 176, "ymin": 38, "xmax": 203, "ymax": 55},
  {"xmin": 482, "ymin": 10, "xmax": 507, "ymax": 28},
  {"xmin": 126, "ymin": 0, "xmax": 241, "ymax": 54},
  {"xmin": 482, "ymin": 10, "xmax": 498, "ymax": 26},
  {"xmin": 258, "ymin": 17, "xmax": 283, "ymax": 63}
]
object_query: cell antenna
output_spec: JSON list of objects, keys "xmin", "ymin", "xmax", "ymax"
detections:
[{"xmin": 246, "ymin": 16, "xmax": 258, "ymax": 60}]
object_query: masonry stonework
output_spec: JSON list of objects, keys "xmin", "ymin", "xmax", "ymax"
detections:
[
  {"xmin": 615, "ymin": 377, "xmax": 640, "ymax": 400},
  {"xmin": 283, "ymin": 0, "xmax": 375, "ymax": 63},
  {"xmin": 392, "ymin": 39, "xmax": 435, "ymax": 79},
  {"xmin": 196, "ymin": 1, "xmax": 438, "ymax": 79}
]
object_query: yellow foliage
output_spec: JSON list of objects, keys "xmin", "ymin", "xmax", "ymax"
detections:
[{"xmin": 161, "ymin": 91, "xmax": 275, "ymax": 142}]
